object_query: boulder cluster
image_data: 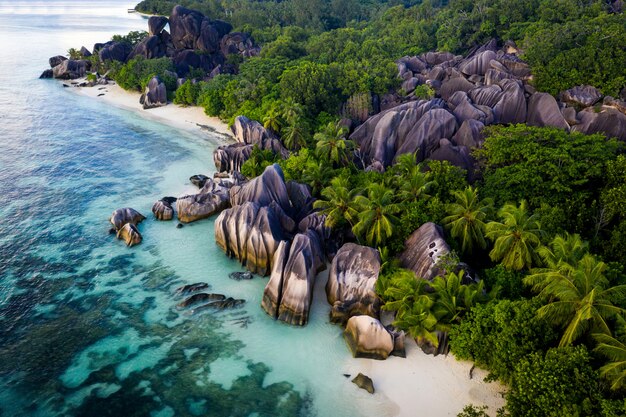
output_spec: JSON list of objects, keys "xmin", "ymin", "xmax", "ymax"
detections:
[
  {"xmin": 350, "ymin": 39, "xmax": 626, "ymax": 175},
  {"xmin": 109, "ymin": 207, "xmax": 145, "ymax": 246}
]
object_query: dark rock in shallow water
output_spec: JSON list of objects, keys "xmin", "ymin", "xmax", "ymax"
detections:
[
  {"xmin": 109, "ymin": 207, "xmax": 146, "ymax": 231},
  {"xmin": 39, "ymin": 69, "xmax": 53, "ymax": 79},
  {"xmin": 49, "ymin": 55, "xmax": 67, "ymax": 68},
  {"xmin": 190, "ymin": 297, "xmax": 245, "ymax": 314},
  {"xmin": 344, "ymin": 315, "xmax": 393, "ymax": 360},
  {"xmin": 177, "ymin": 293, "xmax": 226, "ymax": 308},
  {"xmin": 161, "ymin": 196, "xmax": 177, "ymax": 204},
  {"xmin": 351, "ymin": 373, "xmax": 375, "ymax": 394},
  {"xmin": 176, "ymin": 183, "xmax": 230, "ymax": 223},
  {"xmin": 176, "ymin": 223, "xmax": 184, "ymax": 229},
  {"xmin": 175, "ymin": 282, "xmax": 209, "ymax": 295},
  {"xmin": 229, "ymin": 271, "xmax": 253, "ymax": 280}
]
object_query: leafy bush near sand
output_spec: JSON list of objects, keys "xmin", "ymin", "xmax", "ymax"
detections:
[
  {"xmin": 113, "ymin": 57, "xmax": 176, "ymax": 92},
  {"xmin": 173, "ymin": 79, "xmax": 201, "ymax": 106}
]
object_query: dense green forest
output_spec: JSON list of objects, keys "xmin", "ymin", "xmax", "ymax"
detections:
[{"xmin": 88, "ymin": 0, "xmax": 626, "ymax": 415}]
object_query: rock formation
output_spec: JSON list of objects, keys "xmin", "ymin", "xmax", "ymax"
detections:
[
  {"xmin": 326, "ymin": 243, "xmax": 381, "ymax": 324},
  {"xmin": 399, "ymin": 222, "xmax": 450, "ymax": 280},
  {"xmin": 109, "ymin": 207, "xmax": 145, "ymax": 231},
  {"xmin": 344, "ymin": 315, "xmax": 394, "ymax": 360},
  {"xmin": 116, "ymin": 223, "xmax": 142, "ymax": 246},
  {"xmin": 261, "ymin": 230, "xmax": 325, "ymax": 326},
  {"xmin": 52, "ymin": 59, "xmax": 90, "ymax": 80},
  {"xmin": 351, "ymin": 373, "xmax": 375, "ymax": 394},
  {"xmin": 176, "ymin": 178, "xmax": 231, "ymax": 223},
  {"xmin": 140, "ymin": 76, "xmax": 167, "ymax": 109},
  {"xmin": 229, "ymin": 164, "xmax": 294, "ymax": 216},
  {"xmin": 152, "ymin": 199, "xmax": 174, "ymax": 220}
]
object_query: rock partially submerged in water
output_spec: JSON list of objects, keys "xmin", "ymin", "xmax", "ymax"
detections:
[
  {"xmin": 351, "ymin": 373, "xmax": 375, "ymax": 394},
  {"xmin": 326, "ymin": 243, "xmax": 381, "ymax": 324},
  {"xmin": 52, "ymin": 59, "xmax": 90, "ymax": 80},
  {"xmin": 344, "ymin": 315, "xmax": 393, "ymax": 360},
  {"xmin": 109, "ymin": 207, "xmax": 146, "ymax": 231},
  {"xmin": 399, "ymin": 222, "xmax": 450, "ymax": 280},
  {"xmin": 190, "ymin": 297, "xmax": 245, "ymax": 314},
  {"xmin": 229, "ymin": 271, "xmax": 254, "ymax": 280},
  {"xmin": 116, "ymin": 223, "xmax": 142, "ymax": 247},
  {"xmin": 261, "ymin": 230, "xmax": 325, "ymax": 326},
  {"xmin": 152, "ymin": 199, "xmax": 174, "ymax": 220},
  {"xmin": 215, "ymin": 202, "xmax": 290, "ymax": 275},
  {"xmin": 177, "ymin": 292, "xmax": 226, "ymax": 308},
  {"xmin": 174, "ymin": 282, "xmax": 210, "ymax": 295},
  {"xmin": 176, "ymin": 189, "xmax": 229, "ymax": 223},
  {"xmin": 190, "ymin": 174, "xmax": 210, "ymax": 188}
]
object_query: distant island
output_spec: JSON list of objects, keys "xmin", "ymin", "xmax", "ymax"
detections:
[{"xmin": 42, "ymin": 1, "xmax": 626, "ymax": 415}]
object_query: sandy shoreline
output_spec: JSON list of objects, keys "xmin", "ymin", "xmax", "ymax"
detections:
[
  {"xmin": 66, "ymin": 80, "xmax": 234, "ymax": 143},
  {"xmin": 346, "ymin": 340, "xmax": 506, "ymax": 416}
]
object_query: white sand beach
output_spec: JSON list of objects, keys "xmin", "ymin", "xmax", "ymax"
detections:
[
  {"xmin": 346, "ymin": 340, "xmax": 506, "ymax": 417},
  {"xmin": 69, "ymin": 81, "xmax": 233, "ymax": 141}
]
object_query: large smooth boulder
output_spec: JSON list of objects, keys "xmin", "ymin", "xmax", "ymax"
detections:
[
  {"xmin": 428, "ymin": 139, "xmax": 474, "ymax": 175},
  {"xmin": 574, "ymin": 108, "xmax": 626, "ymax": 142},
  {"xmin": 326, "ymin": 243, "xmax": 381, "ymax": 324},
  {"xmin": 451, "ymin": 119, "xmax": 484, "ymax": 149},
  {"xmin": 395, "ymin": 108, "xmax": 459, "ymax": 163},
  {"xmin": 109, "ymin": 208, "xmax": 145, "ymax": 231},
  {"xmin": 459, "ymin": 50, "xmax": 497, "ymax": 76},
  {"xmin": 215, "ymin": 202, "xmax": 290, "ymax": 275},
  {"xmin": 561, "ymin": 85, "xmax": 602, "ymax": 108},
  {"xmin": 52, "ymin": 59, "xmax": 89, "ymax": 80},
  {"xmin": 440, "ymin": 77, "xmax": 475, "ymax": 102},
  {"xmin": 169, "ymin": 5, "xmax": 233, "ymax": 53},
  {"xmin": 352, "ymin": 373, "xmax": 375, "ymax": 394},
  {"xmin": 98, "ymin": 41, "xmax": 131, "ymax": 62},
  {"xmin": 344, "ymin": 315, "xmax": 394, "ymax": 360},
  {"xmin": 526, "ymin": 93, "xmax": 570, "ymax": 130},
  {"xmin": 220, "ymin": 32, "xmax": 259, "ymax": 57},
  {"xmin": 229, "ymin": 164, "xmax": 293, "ymax": 217},
  {"xmin": 176, "ymin": 190, "xmax": 229, "ymax": 223},
  {"xmin": 148, "ymin": 16, "xmax": 169, "ymax": 36},
  {"xmin": 117, "ymin": 223, "xmax": 142, "ymax": 247},
  {"xmin": 152, "ymin": 199, "xmax": 174, "ymax": 220},
  {"xmin": 129, "ymin": 35, "xmax": 166, "ymax": 60},
  {"xmin": 492, "ymin": 79, "xmax": 527, "ymax": 124},
  {"xmin": 399, "ymin": 222, "xmax": 450, "ymax": 280},
  {"xmin": 140, "ymin": 76, "xmax": 167, "ymax": 109},
  {"xmin": 172, "ymin": 49, "xmax": 217, "ymax": 76},
  {"xmin": 262, "ymin": 230, "xmax": 325, "ymax": 326}
]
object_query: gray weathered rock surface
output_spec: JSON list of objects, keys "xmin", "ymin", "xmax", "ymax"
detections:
[
  {"xmin": 399, "ymin": 222, "xmax": 450, "ymax": 280},
  {"xmin": 326, "ymin": 243, "xmax": 381, "ymax": 324},
  {"xmin": 152, "ymin": 199, "xmax": 174, "ymax": 220},
  {"xmin": 109, "ymin": 207, "xmax": 146, "ymax": 231},
  {"xmin": 561, "ymin": 85, "xmax": 602, "ymax": 108},
  {"xmin": 526, "ymin": 93, "xmax": 570, "ymax": 130},
  {"xmin": 117, "ymin": 223, "xmax": 142, "ymax": 246},
  {"xmin": 141, "ymin": 76, "xmax": 167, "ymax": 109}
]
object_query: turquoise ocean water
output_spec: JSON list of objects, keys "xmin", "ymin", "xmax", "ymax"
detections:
[{"xmin": 0, "ymin": 2, "xmax": 391, "ymax": 416}]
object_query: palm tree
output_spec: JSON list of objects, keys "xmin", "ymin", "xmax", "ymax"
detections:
[
  {"xmin": 314, "ymin": 122, "xmax": 353, "ymax": 166},
  {"xmin": 262, "ymin": 108, "xmax": 283, "ymax": 135},
  {"xmin": 594, "ymin": 330, "xmax": 626, "ymax": 391},
  {"xmin": 352, "ymin": 183, "xmax": 400, "ymax": 247},
  {"xmin": 485, "ymin": 200, "xmax": 544, "ymax": 271},
  {"xmin": 313, "ymin": 176, "xmax": 360, "ymax": 229},
  {"xmin": 525, "ymin": 253, "xmax": 626, "ymax": 346},
  {"xmin": 443, "ymin": 186, "xmax": 494, "ymax": 255},
  {"xmin": 281, "ymin": 124, "xmax": 307, "ymax": 151},
  {"xmin": 383, "ymin": 271, "xmax": 439, "ymax": 347},
  {"xmin": 537, "ymin": 232, "xmax": 588, "ymax": 269},
  {"xmin": 280, "ymin": 97, "xmax": 305, "ymax": 126},
  {"xmin": 398, "ymin": 166, "xmax": 436, "ymax": 203},
  {"xmin": 429, "ymin": 271, "xmax": 487, "ymax": 328},
  {"xmin": 301, "ymin": 159, "xmax": 334, "ymax": 195}
]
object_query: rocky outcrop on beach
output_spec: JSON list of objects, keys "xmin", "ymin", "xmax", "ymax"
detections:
[
  {"xmin": 51, "ymin": 59, "xmax": 90, "ymax": 80},
  {"xmin": 261, "ymin": 229, "xmax": 325, "ymax": 326},
  {"xmin": 229, "ymin": 163, "xmax": 293, "ymax": 214},
  {"xmin": 96, "ymin": 41, "xmax": 132, "ymax": 63},
  {"xmin": 399, "ymin": 222, "xmax": 450, "ymax": 280},
  {"xmin": 351, "ymin": 373, "xmax": 375, "ymax": 394},
  {"xmin": 140, "ymin": 76, "xmax": 167, "ymax": 109},
  {"xmin": 326, "ymin": 243, "xmax": 381, "ymax": 324},
  {"xmin": 344, "ymin": 315, "xmax": 394, "ymax": 360},
  {"xmin": 177, "ymin": 177, "xmax": 231, "ymax": 223},
  {"xmin": 214, "ymin": 116, "xmax": 289, "ymax": 174},
  {"xmin": 148, "ymin": 16, "xmax": 169, "ymax": 36}
]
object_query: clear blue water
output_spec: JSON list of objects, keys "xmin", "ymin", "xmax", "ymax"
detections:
[{"xmin": 0, "ymin": 2, "xmax": 392, "ymax": 416}]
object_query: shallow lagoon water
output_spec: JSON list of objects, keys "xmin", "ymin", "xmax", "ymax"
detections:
[{"xmin": 0, "ymin": 2, "xmax": 392, "ymax": 416}]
